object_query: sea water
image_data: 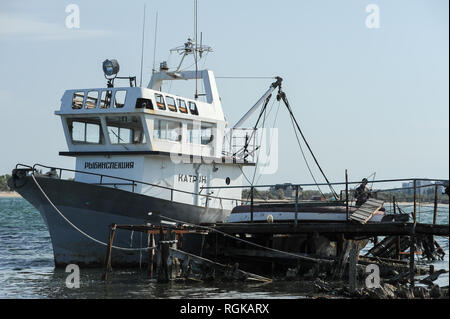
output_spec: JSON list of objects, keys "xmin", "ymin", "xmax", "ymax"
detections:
[{"xmin": 0, "ymin": 197, "xmax": 448, "ymax": 298}]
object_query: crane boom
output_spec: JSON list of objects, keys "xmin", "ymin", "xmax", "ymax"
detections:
[{"xmin": 232, "ymin": 77, "xmax": 282, "ymax": 128}]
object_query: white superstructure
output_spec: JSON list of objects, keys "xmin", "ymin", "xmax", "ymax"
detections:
[{"xmin": 55, "ymin": 42, "xmax": 259, "ymax": 212}]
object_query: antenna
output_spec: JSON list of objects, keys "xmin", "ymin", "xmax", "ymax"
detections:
[
  {"xmin": 139, "ymin": 4, "xmax": 146, "ymax": 87},
  {"xmin": 152, "ymin": 11, "xmax": 159, "ymax": 74},
  {"xmin": 194, "ymin": 0, "xmax": 198, "ymax": 99}
]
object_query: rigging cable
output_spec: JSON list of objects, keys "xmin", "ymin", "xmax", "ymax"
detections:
[
  {"xmin": 250, "ymin": 98, "xmax": 271, "ymax": 186},
  {"xmin": 277, "ymin": 90, "xmax": 339, "ymax": 200},
  {"xmin": 31, "ymin": 173, "xmax": 155, "ymax": 252},
  {"xmin": 254, "ymin": 101, "xmax": 281, "ymax": 186},
  {"xmin": 288, "ymin": 113, "xmax": 326, "ymax": 198}
]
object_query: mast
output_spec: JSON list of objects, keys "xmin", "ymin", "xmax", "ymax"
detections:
[{"xmin": 139, "ymin": 4, "xmax": 146, "ymax": 87}]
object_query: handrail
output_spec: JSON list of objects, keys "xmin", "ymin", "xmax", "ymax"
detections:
[
  {"xmin": 14, "ymin": 163, "xmax": 448, "ymax": 215},
  {"xmin": 20, "ymin": 163, "xmax": 246, "ymax": 204},
  {"xmin": 200, "ymin": 178, "xmax": 449, "ymax": 190},
  {"xmin": 16, "ymin": 163, "xmax": 448, "ymax": 195}
]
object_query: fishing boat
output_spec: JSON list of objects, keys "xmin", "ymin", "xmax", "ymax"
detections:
[
  {"xmin": 7, "ymin": 37, "xmax": 287, "ymax": 267},
  {"xmin": 8, "ymin": 33, "xmax": 389, "ymax": 267}
]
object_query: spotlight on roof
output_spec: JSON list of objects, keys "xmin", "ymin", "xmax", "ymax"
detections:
[{"xmin": 102, "ymin": 59, "xmax": 120, "ymax": 78}]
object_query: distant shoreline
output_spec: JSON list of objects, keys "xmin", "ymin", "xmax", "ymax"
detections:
[
  {"xmin": 395, "ymin": 201, "xmax": 449, "ymax": 207},
  {"xmin": 0, "ymin": 192, "xmax": 21, "ymax": 198},
  {"xmin": 0, "ymin": 192, "xmax": 448, "ymax": 207}
]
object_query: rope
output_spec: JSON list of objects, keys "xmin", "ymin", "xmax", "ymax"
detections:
[
  {"xmin": 31, "ymin": 173, "xmax": 154, "ymax": 252},
  {"xmin": 289, "ymin": 112, "xmax": 326, "ymax": 198},
  {"xmin": 279, "ymin": 91, "xmax": 339, "ymax": 200},
  {"xmin": 160, "ymin": 215, "xmax": 331, "ymax": 264}
]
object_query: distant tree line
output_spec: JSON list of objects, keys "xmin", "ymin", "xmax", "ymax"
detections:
[{"xmin": 0, "ymin": 174, "xmax": 11, "ymax": 192}]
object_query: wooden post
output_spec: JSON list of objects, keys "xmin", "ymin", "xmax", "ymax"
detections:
[
  {"xmin": 336, "ymin": 233, "xmax": 345, "ymax": 258},
  {"xmin": 294, "ymin": 185, "xmax": 299, "ymax": 226},
  {"xmin": 250, "ymin": 186, "xmax": 254, "ymax": 223},
  {"xmin": 345, "ymin": 169, "xmax": 349, "ymax": 221},
  {"xmin": 433, "ymin": 184, "xmax": 438, "ymax": 225},
  {"xmin": 148, "ymin": 233, "xmax": 155, "ymax": 278},
  {"xmin": 410, "ymin": 180, "xmax": 417, "ymax": 285},
  {"xmin": 333, "ymin": 239, "xmax": 352, "ymax": 280},
  {"xmin": 392, "ymin": 195, "xmax": 401, "ymax": 259},
  {"xmin": 349, "ymin": 242, "xmax": 357, "ymax": 294},
  {"xmin": 409, "ymin": 230, "xmax": 415, "ymax": 287},
  {"xmin": 393, "ymin": 196, "xmax": 396, "ymax": 215},
  {"xmin": 413, "ymin": 179, "xmax": 417, "ymax": 223},
  {"xmin": 157, "ymin": 227, "xmax": 169, "ymax": 283},
  {"xmin": 103, "ymin": 223, "xmax": 116, "ymax": 280}
]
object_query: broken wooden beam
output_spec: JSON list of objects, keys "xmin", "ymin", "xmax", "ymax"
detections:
[
  {"xmin": 169, "ymin": 247, "xmax": 272, "ymax": 283},
  {"xmin": 213, "ymin": 222, "xmax": 449, "ymax": 237},
  {"xmin": 348, "ymin": 242, "xmax": 358, "ymax": 293},
  {"xmin": 102, "ymin": 223, "xmax": 117, "ymax": 281},
  {"xmin": 333, "ymin": 240, "xmax": 352, "ymax": 280}
]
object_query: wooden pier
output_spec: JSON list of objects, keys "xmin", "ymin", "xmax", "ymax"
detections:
[
  {"xmin": 102, "ymin": 218, "xmax": 448, "ymax": 287},
  {"xmin": 101, "ymin": 177, "xmax": 449, "ymax": 298}
]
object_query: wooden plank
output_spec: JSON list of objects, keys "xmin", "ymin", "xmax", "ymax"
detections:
[
  {"xmin": 366, "ymin": 199, "xmax": 385, "ymax": 205},
  {"xmin": 350, "ymin": 216, "xmax": 366, "ymax": 222},
  {"xmin": 213, "ymin": 222, "xmax": 449, "ymax": 236},
  {"xmin": 351, "ymin": 212, "xmax": 372, "ymax": 219},
  {"xmin": 350, "ymin": 217, "xmax": 366, "ymax": 223},
  {"xmin": 355, "ymin": 208, "xmax": 375, "ymax": 215},
  {"xmin": 350, "ymin": 212, "xmax": 367, "ymax": 219},
  {"xmin": 352, "ymin": 209, "xmax": 373, "ymax": 215},
  {"xmin": 351, "ymin": 214, "xmax": 372, "ymax": 222},
  {"xmin": 351, "ymin": 201, "xmax": 384, "ymax": 224}
]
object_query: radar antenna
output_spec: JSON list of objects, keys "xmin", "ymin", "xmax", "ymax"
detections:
[{"xmin": 169, "ymin": 38, "xmax": 213, "ymax": 73}]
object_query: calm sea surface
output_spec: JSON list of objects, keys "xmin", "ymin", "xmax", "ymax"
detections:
[{"xmin": 0, "ymin": 197, "xmax": 448, "ymax": 299}]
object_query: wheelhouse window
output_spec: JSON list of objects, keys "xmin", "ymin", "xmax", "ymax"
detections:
[
  {"xmin": 100, "ymin": 90, "xmax": 112, "ymax": 108},
  {"xmin": 72, "ymin": 92, "xmax": 84, "ymax": 109},
  {"xmin": 166, "ymin": 96, "xmax": 177, "ymax": 112},
  {"xmin": 106, "ymin": 116, "xmax": 146, "ymax": 144},
  {"xmin": 154, "ymin": 119, "xmax": 181, "ymax": 142},
  {"xmin": 201, "ymin": 126, "xmax": 213, "ymax": 145},
  {"xmin": 177, "ymin": 99, "xmax": 188, "ymax": 114},
  {"xmin": 85, "ymin": 91, "xmax": 98, "ymax": 109},
  {"xmin": 155, "ymin": 94, "xmax": 166, "ymax": 110},
  {"xmin": 188, "ymin": 101, "xmax": 199, "ymax": 115},
  {"xmin": 135, "ymin": 98, "xmax": 153, "ymax": 110},
  {"xmin": 68, "ymin": 117, "xmax": 104, "ymax": 144},
  {"xmin": 114, "ymin": 90, "xmax": 127, "ymax": 108},
  {"xmin": 187, "ymin": 123, "xmax": 214, "ymax": 145}
]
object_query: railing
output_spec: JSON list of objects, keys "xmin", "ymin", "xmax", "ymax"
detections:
[
  {"xmin": 200, "ymin": 176, "xmax": 449, "ymax": 224},
  {"xmin": 14, "ymin": 163, "xmax": 246, "ymax": 208},
  {"xmin": 14, "ymin": 164, "xmax": 448, "ymax": 225},
  {"xmin": 222, "ymin": 128, "xmax": 258, "ymax": 163}
]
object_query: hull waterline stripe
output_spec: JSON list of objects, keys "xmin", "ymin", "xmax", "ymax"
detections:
[{"xmin": 31, "ymin": 174, "xmax": 155, "ymax": 252}]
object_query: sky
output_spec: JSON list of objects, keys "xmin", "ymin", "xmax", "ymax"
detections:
[{"xmin": 0, "ymin": 0, "xmax": 448, "ymax": 190}]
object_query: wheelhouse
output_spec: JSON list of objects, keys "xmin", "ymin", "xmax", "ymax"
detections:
[{"xmin": 57, "ymin": 78, "xmax": 226, "ymax": 160}]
